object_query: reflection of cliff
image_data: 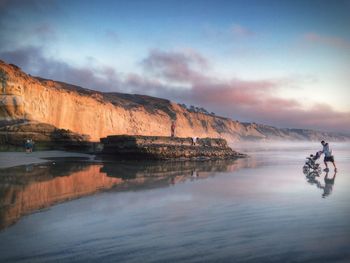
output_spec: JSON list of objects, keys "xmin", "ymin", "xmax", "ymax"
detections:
[
  {"xmin": 0, "ymin": 158, "xmax": 253, "ymax": 230},
  {"xmin": 101, "ymin": 159, "xmax": 248, "ymax": 179},
  {"xmin": 1, "ymin": 60, "xmax": 349, "ymax": 142},
  {"xmin": 0, "ymin": 163, "xmax": 122, "ymax": 230}
]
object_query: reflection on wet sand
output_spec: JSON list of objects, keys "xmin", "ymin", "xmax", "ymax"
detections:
[
  {"xmin": 304, "ymin": 170, "xmax": 337, "ymax": 198},
  {"xmin": 0, "ymin": 158, "xmax": 250, "ymax": 230},
  {"xmin": 0, "ymin": 163, "xmax": 121, "ymax": 230},
  {"xmin": 323, "ymin": 171, "xmax": 337, "ymax": 198}
]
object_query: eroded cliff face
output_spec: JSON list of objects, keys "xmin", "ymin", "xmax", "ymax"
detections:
[
  {"xmin": 0, "ymin": 60, "xmax": 348, "ymax": 142},
  {"xmin": 0, "ymin": 61, "xmax": 252, "ymax": 142}
]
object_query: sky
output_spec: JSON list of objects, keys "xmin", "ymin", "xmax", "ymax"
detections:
[{"xmin": 0, "ymin": 0, "xmax": 349, "ymax": 133}]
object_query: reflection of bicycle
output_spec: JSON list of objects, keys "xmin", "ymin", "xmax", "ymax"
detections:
[
  {"xmin": 305, "ymin": 172, "xmax": 323, "ymax": 190},
  {"xmin": 303, "ymin": 152, "xmax": 322, "ymax": 175}
]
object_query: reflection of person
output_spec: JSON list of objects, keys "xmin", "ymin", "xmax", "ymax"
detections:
[
  {"xmin": 191, "ymin": 170, "xmax": 198, "ymax": 178},
  {"xmin": 320, "ymin": 140, "xmax": 337, "ymax": 172},
  {"xmin": 171, "ymin": 120, "xmax": 176, "ymax": 137},
  {"xmin": 322, "ymin": 171, "xmax": 337, "ymax": 198}
]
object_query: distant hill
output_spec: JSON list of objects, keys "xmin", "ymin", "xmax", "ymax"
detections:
[{"xmin": 0, "ymin": 59, "xmax": 349, "ymax": 143}]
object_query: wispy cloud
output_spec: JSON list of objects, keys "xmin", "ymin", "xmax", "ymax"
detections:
[
  {"xmin": 303, "ymin": 32, "xmax": 350, "ymax": 49},
  {"xmin": 140, "ymin": 49, "xmax": 350, "ymax": 132},
  {"xmin": 202, "ymin": 23, "xmax": 256, "ymax": 41},
  {"xmin": 231, "ymin": 24, "xmax": 255, "ymax": 38},
  {"xmin": 105, "ymin": 30, "xmax": 119, "ymax": 43},
  {"xmin": 33, "ymin": 23, "xmax": 57, "ymax": 40},
  {"xmin": 141, "ymin": 48, "xmax": 209, "ymax": 83},
  {"xmin": 0, "ymin": 46, "xmax": 122, "ymax": 92}
]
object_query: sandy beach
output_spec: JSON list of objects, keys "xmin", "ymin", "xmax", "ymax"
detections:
[{"xmin": 0, "ymin": 151, "xmax": 94, "ymax": 169}]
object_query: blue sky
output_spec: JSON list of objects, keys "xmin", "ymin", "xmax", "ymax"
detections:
[{"xmin": 1, "ymin": 0, "xmax": 349, "ymax": 132}]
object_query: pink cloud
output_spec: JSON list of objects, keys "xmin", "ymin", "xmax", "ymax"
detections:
[
  {"xmin": 139, "ymin": 49, "xmax": 350, "ymax": 132},
  {"xmin": 304, "ymin": 32, "xmax": 350, "ymax": 49},
  {"xmin": 141, "ymin": 49, "xmax": 209, "ymax": 83},
  {"xmin": 231, "ymin": 24, "xmax": 255, "ymax": 38}
]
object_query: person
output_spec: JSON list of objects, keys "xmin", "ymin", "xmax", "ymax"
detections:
[
  {"xmin": 320, "ymin": 140, "xmax": 337, "ymax": 172},
  {"xmin": 29, "ymin": 139, "xmax": 34, "ymax": 152},
  {"xmin": 171, "ymin": 120, "xmax": 176, "ymax": 137},
  {"xmin": 24, "ymin": 139, "xmax": 31, "ymax": 153},
  {"xmin": 191, "ymin": 136, "xmax": 197, "ymax": 146}
]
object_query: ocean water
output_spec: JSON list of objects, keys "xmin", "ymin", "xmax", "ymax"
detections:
[{"xmin": 0, "ymin": 142, "xmax": 349, "ymax": 263}]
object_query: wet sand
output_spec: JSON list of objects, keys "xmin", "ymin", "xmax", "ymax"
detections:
[
  {"xmin": 0, "ymin": 143, "xmax": 349, "ymax": 262},
  {"xmin": 0, "ymin": 151, "xmax": 94, "ymax": 169}
]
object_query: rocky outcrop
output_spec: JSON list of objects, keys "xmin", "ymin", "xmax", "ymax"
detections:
[
  {"xmin": 0, "ymin": 121, "xmax": 96, "ymax": 151},
  {"xmin": 0, "ymin": 60, "xmax": 349, "ymax": 143},
  {"xmin": 101, "ymin": 135, "xmax": 246, "ymax": 160}
]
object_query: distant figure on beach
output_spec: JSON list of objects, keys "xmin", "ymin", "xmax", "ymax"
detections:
[
  {"xmin": 322, "ymin": 170, "xmax": 337, "ymax": 198},
  {"xmin": 24, "ymin": 139, "xmax": 34, "ymax": 153},
  {"xmin": 171, "ymin": 120, "xmax": 176, "ymax": 137},
  {"xmin": 192, "ymin": 137, "xmax": 197, "ymax": 146},
  {"xmin": 25, "ymin": 139, "xmax": 31, "ymax": 153},
  {"xmin": 320, "ymin": 140, "xmax": 337, "ymax": 172}
]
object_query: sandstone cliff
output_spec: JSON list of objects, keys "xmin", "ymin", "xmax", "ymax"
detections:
[{"xmin": 0, "ymin": 60, "xmax": 349, "ymax": 143}]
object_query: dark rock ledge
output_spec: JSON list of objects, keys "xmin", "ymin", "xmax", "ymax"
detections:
[{"xmin": 100, "ymin": 135, "xmax": 246, "ymax": 160}]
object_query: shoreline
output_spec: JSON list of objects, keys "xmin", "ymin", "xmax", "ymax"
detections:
[{"xmin": 0, "ymin": 151, "xmax": 94, "ymax": 169}]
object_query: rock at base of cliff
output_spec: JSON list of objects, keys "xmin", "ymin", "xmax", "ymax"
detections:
[
  {"xmin": 0, "ymin": 121, "xmax": 96, "ymax": 152},
  {"xmin": 100, "ymin": 135, "xmax": 246, "ymax": 160}
]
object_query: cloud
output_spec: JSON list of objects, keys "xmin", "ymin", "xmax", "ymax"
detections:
[
  {"xmin": 0, "ymin": 0, "xmax": 59, "ymax": 22},
  {"xmin": 33, "ymin": 23, "xmax": 56, "ymax": 40},
  {"xmin": 0, "ymin": 0, "xmax": 60, "ymax": 51},
  {"xmin": 105, "ymin": 30, "xmax": 119, "ymax": 42},
  {"xmin": 141, "ymin": 48, "xmax": 209, "ymax": 83},
  {"xmin": 250, "ymin": 103, "xmax": 350, "ymax": 133},
  {"xmin": 1, "ymin": 46, "xmax": 349, "ymax": 133},
  {"xmin": 0, "ymin": 46, "xmax": 122, "ymax": 92},
  {"xmin": 231, "ymin": 24, "xmax": 255, "ymax": 38},
  {"xmin": 303, "ymin": 32, "xmax": 350, "ymax": 50},
  {"xmin": 139, "ymin": 49, "xmax": 350, "ymax": 132},
  {"xmin": 202, "ymin": 23, "xmax": 256, "ymax": 43},
  {"xmin": 0, "ymin": 46, "xmax": 177, "ymax": 97}
]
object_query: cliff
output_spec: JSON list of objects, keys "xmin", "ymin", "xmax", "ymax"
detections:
[{"xmin": 0, "ymin": 60, "xmax": 349, "ymax": 143}]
